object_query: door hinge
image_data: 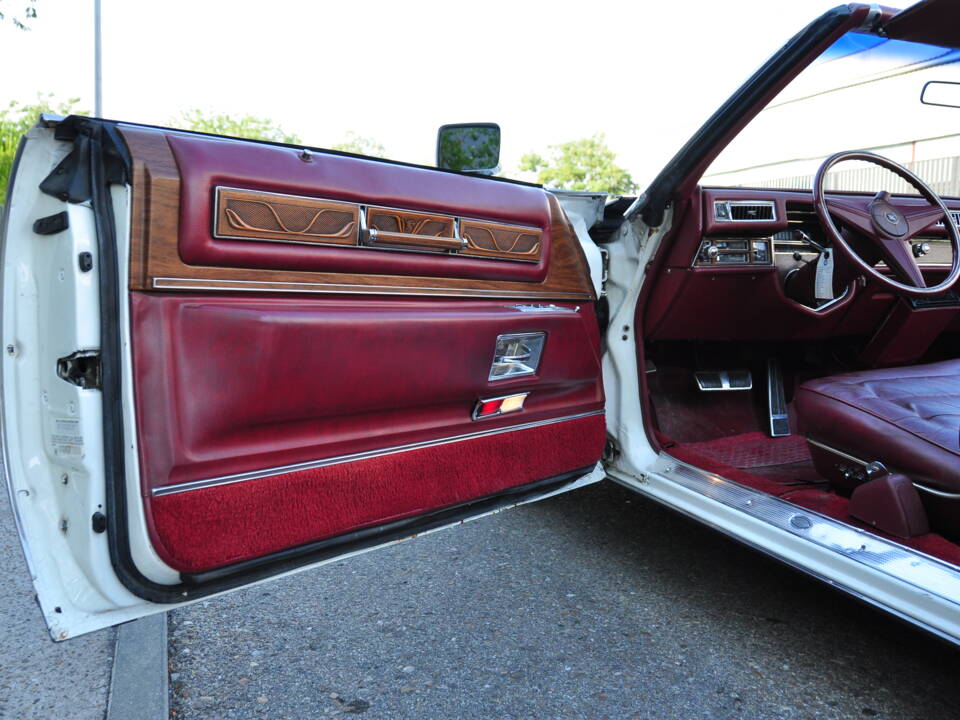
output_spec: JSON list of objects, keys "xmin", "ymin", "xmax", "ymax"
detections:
[
  {"xmin": 57, "ymin": 350, "xmax": 102, "ymax": 390},
  {"xmin": 603, "ymin": 436, "xmax": 621, "ymax": 463}
]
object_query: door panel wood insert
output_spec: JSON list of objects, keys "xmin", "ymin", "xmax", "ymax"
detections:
[
  {"xmin": 461, "ymin": 219, "xmax": 542, "ymax": 262},
  {"xmin": 366, "ymin": 207, "xmax": 455, "ymax": 238},
  {"xmin": 120, "ymin": 126, "xmax": 594, "ymax": 300},
  {"xmin": 363, "ymin": 207, "xmax": 460, "ymax": 251},
  {"xmin": 215, "ymin": 188, "xmax": 358, "ymax": 246}
]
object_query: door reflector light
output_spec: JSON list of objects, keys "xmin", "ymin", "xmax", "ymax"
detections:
[{"xmin": 472, "ymin": 392, "xmax": 528, "ymax": 420}]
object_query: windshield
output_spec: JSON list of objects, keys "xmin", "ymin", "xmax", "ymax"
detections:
[{"xmin": 704, "ymin": 32, "xmax": 960, "ymax": 195}]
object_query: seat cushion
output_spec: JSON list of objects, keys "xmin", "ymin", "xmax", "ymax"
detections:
[{"xmin": 795, "ymin": 359, "xmax": 960, "ymax": 492}]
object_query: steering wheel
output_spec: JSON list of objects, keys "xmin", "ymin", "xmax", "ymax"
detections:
[{"xmin": 812, "ymin": 150, "xmax": 960, "ymax": 296}]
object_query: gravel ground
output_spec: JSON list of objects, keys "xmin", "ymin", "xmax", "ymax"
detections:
[
  {"xmin": 0, "ymin": 489, "xmax": 115, "ymax": 720},
  {"xmin": 168, "ymin": 479, "xmax": 960, "ymax": 719}
]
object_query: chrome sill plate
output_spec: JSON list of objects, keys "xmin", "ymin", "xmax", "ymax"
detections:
[
  {"xmin": 609, "ymin": 453, "xmax": 960, "ymax": 643},
  {"xmin": 663, "ymin": 458, "xmax": 960, "ymax": 600},
  {"xmin": 153, "ymin": 410, "xmax": 603, "ymax": 497}
]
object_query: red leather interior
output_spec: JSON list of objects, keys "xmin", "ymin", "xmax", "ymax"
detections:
[
  {"xmin": 795, "ymin": 359, "xmax": 960, "ymax": 492},
  {"xmin": 148, "ymin": 413, "xmax": 605, "ymax": 572},
  {"xmin": 167, "ymin": 134, "xmax": 552, "ymax": 283},
  {"xmin": 131, "ymin": 293, "xmax": 603, "ymax": 492},
  {"xmin": 130, "ymin": 290, "xmax": 604, "ymax": 571}
]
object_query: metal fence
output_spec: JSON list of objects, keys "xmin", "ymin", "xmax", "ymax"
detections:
[{"xmin": 749, "ymin": 156, "xmax": 960, "ymax": 196}]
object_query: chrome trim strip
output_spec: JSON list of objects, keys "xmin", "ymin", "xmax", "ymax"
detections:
[
  {"xmin": 151, "ymin": 276, "xmax": 591, "ymax": 300},
  {"xmin": 806, "ymin": 437, "xmax": 868, "ymax": 466},
  {"xmin": 507, "ymin": 304, "xmax": 579, "ymax": 314},
  {"xmin": 151, "ymin": 410, "xmax": 604, "ymax": 497},
  {"xmin": 913, "ymin": 482, "xmax": 960, "ymax": 500},
  {"xmin": 654, "ymin": 455, "xmax": 960, "ymax": 606}
]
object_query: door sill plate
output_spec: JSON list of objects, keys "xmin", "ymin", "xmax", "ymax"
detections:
[{"xmin": 608, "ymin": 453, "xmax": 960, "ymax": 645}]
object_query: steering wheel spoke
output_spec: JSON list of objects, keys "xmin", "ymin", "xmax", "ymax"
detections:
[
  {"xmin": 822, "ymin": 197, "xmax": 876, "ymax": 237},
  {"xmin": 878, "ymin": 237, "xmax": 926, "ymax": 288},
  {"xmin": 902, "ymin": 204, "xmax": 947, "ymax": 239}
]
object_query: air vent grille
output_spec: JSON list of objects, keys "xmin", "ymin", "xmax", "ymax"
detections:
[
  {"xmin": 730, "ymin": 204, "xmax": 774, "ymax": 221},
  {"xmin": 714, "ymin": 200, "xmax": 776, "ymax": 222}
]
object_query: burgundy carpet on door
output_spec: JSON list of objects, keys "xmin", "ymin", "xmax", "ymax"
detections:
[{"xmin": 148, "ymin": 413, "xmax": 605, "ymax": 573}]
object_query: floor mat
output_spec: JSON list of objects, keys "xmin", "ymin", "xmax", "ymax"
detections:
[{"xmin": 681, "ymin": 431, "xmax": 811, "ymax": 469}]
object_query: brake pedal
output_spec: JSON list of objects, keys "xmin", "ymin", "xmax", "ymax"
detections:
[
  {"xmin": 766, "ymin": 359, "xmax": 790, "ymax": 437},
  {"xmin": 694, "ymin": 370, "xmax": 752, "ymax": 391}
]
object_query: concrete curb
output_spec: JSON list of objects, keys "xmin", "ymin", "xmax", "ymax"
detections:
[{"xmin": 105, "ymin": 613, "xmax": 168, "ymax": 720}]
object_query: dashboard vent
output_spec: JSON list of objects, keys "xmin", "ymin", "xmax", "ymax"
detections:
[{"xmin": 714, "ymin": 200, "xmax": 776, "ymax": 222}]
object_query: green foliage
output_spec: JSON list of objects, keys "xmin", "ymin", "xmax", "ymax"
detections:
[
  {"xmin": 173, "ymin": 109, "xmax": 300, "ymax": 144},
  {"xmin": 519, "ymin": 134, "xmax": 637, "ymax": 195},
  {"xmin": 330, "ymin": 132, "xmax": 386, "ymax": 158},
  {"xmin": 1, "ymin": 95, "xmax": 81, "ymax": 201},
  {"xmin": 438, "ymin": 126, "xmax": 500, "ymax": 172},
  {"xmin": 0, "ymin": 0, "xmax": 37, "ymax": 29}
]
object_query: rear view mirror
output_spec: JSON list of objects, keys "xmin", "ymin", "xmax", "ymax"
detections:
[
  {"xmin": 921, "ymin": 81, "xmax": 960, "ymax": 109},
  {"xmin": 436, "ymin": 123, "xmax": 500, "ymax": 174}
]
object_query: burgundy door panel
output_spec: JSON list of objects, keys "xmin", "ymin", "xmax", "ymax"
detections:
[
  {"xmin": 131, "ymin": 293, "xmax": 604, "ymax": 492},
  {"xmin": 123, "ymin": 127, "xmax": 604, "ymax": 579},
  {"xmin": 168, "ymin": 134, "xmax": 551, "ymax": 282}
]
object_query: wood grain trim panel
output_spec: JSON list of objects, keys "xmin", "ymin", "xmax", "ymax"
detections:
[
  {"xmin": 460, "ymin": 219, "xmax": 542, "ymax": 262},
  {"xmin": 120, "ymin": 126, "xmax": 594, "ymax": 300},
  {"xmin": 214, "ymin": 187, "xmax": 359, "ymax": 246}
]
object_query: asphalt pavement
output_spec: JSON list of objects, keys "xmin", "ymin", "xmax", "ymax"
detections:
[
  {"xmin": 0, "ymin": 489, "xmax": 115, "ymax": 720},
  {"xmin": 167, "ymin": 480, "xmax": 960, "ymax": 720}
]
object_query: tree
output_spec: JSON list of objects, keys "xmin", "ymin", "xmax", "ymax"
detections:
[
  {"xmin": 1, "ymin": 95, "xmax": 81, "ymax": 200},
  {"xmin": 0, "ymin": 0, "xmax": 37, "ymax": 29},
  {"xmin": 519, "ymin": 134, "xmax": 637, "ymax": 195},
  {"xmin": 173, "ymin": 109, "xmax": 300, "ymax": 144},
  {"xmin": 330, "ymin": 132, "xmax": 386, "ymax": 158}
]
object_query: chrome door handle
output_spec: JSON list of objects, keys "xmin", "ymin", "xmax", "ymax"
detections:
[{"xmin": 489, "ymin": 332, "xmax": 545, "ymax": 380}]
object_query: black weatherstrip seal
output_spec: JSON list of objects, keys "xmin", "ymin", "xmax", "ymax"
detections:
[
  {"xmin": 38, "ymin": 125, "xmax": 596, "ymax": 602},
  {"xmin": 634, "ymin": 4, "xmax": 859, "ymax": 227}
]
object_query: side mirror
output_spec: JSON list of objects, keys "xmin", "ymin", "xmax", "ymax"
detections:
[
  {"xmin": 921, "ymin": 81, "xmax": 960, "ymax": 109},
  {"xmin": 436, "ymin": 123, "xmax": 501, "ymax": 174}
]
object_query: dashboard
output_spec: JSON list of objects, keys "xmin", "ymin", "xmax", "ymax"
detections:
[{"xmin": 642, "ymin": 186, "xmax": 960, "ymax": 343}]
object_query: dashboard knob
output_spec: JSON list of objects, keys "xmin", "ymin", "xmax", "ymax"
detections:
[
  {"xmin": 912, "ymin": 242, "xmax": 931, "ymax": 258},
  {"xmin": 706, "ymin": 244, "xmax": 720, "ymax": 260}
]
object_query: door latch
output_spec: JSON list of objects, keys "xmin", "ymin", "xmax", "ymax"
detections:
[{"xmin": 57, "ymin": 350, "xmax": 101, "ymax": 390}]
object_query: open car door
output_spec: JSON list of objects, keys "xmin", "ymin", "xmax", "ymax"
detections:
[{"xmin": 1, "ymin": 117, "xmax": 606, "ymax": 639}]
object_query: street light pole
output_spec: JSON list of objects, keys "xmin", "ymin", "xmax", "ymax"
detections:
[{"xmin": 94, "ymin": 0, "xmax": 102, "ymax": 117}]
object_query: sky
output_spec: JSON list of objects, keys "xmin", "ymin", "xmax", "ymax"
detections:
[{"xmin": 0, "ymin": 0, "xmax": 848, "ymax": 186}]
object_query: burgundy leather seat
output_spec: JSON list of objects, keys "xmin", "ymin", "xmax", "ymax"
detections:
[{"xmin": 795, "ymin": 359, "xmax": 960, "ymax": 493}]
